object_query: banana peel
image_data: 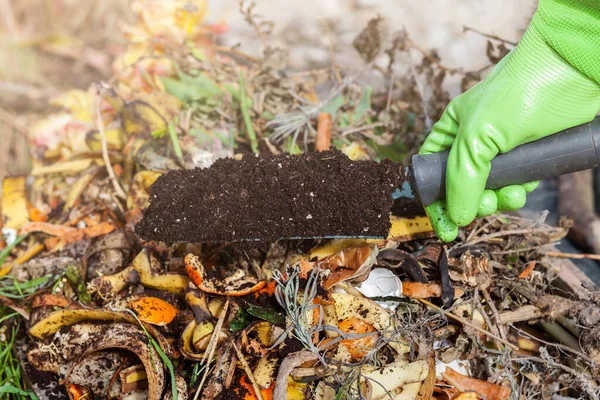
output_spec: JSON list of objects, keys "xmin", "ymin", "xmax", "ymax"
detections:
[
  {"xmin": 308, "ymin": 215, "xmax": 434, "ymax": 260},
  {"xmin": 2, "ymin": 176, "xmax": 30, "ymax": 230},
  {"xmin": 122, "ymin": 91, "xmax": 181, "ymax": 137}
]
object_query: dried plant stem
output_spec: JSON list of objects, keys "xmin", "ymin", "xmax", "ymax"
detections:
[
  {"xmin": 499, "ymin": 305, "xmax": 541, "ymax": 324},
  {"xmin": 441, "ymin": 372, "xmax": 465, "ymax": 392},
  {"xmin": 407, "ymin": 49, "xmax": 432, "ymax": 132},
  {"xmin": 193, "ymin": 299, "xmax": 230, "ymax": 400},
  {"xmin": 239, "ymin": 72, "xmax": 259, "ymax": 154},
  {"xmin": 406, "ymin": 38, "xmax": 463, "ymax": 74},
  {"xmin": 463, "ymin": 26, "xmax": 517, "ymax": 46},
  {"xmin": 95, "ymin": 94, "xmax": 127, "ymax": 200},
  {"xmin": 419, "ymin": 299, "xmax": 518, "ymax": 351},
  {"xmin": 466, "ymin": 226, "xmax": 559, "ymax": 246},
  {"xmin": 540, "ymin": 321, "xmax": 582, "ymax": 353},
  {"xmin": 167, "ymin": 119, "xmax": 184, "ymax": 165},
  {"xmin": 509, "ymin": 323, "xmax": 597, "ymax": 368},
  {"xmin": 232, "ymin": 342, "xmax": 264, "ymax": 400},
  {"xmin": 482, "ymin": 289, "xmax": 506, "ymax": 340},
  {"xmin": 513, "ymin": 356, "xmax": 599, "ymax": 400},
  {"xmin": 542, "ymin": 251, "xmax": 600, "ymax": 261},
  {"xmin": 342, "ymin": 122, "xmax": 385, "ymax": 137},
  {"xmin": 474, "ymin": 297, "xmax": 500, "ymax": 346}
]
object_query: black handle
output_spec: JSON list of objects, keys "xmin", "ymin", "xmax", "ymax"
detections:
[{"xmin": 411, "ymin": 117, "xmax": 600, "ymax": 207}]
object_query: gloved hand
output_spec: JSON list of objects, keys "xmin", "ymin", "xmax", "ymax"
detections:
[{"xmin": 419, "ymin": 13, "xmax": 600, "ymax": 242}]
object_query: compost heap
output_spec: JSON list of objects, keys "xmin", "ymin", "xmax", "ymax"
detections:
[{"xmin": 1, "ymin": 1, "xmax": 599, "ymax": 400}]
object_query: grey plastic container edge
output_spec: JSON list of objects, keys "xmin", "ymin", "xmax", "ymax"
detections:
[{"xmin": 411, "ymin": 117, "xmax": 600, "ymax": 207}]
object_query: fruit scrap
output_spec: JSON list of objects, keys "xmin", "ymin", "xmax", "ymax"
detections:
[
  {"xmin": 443, "ymin": 367, "xmax": 511, "ymax": 400},
  {"xmin": 67, "ymin": 383, "xmax": 91, "ymax": 400},
  {"xmin": 402, "ymin": 281, "xmax": 464, "ymax": 299},
  {"xmin": 130, "ymin": 296, "xmax": 178, "ymax": 326},
  {"xmin": 185, "ymin": 253, "xmax": 267, "ymax": 296},
  {"xmin": 338, "ymin": 317, "xmax": 378, "ymax": 358}
]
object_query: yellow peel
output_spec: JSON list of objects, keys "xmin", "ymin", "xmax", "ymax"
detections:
[{"xmin": 29, "ymin": 309, "xmax": 136, "ymax": 339}]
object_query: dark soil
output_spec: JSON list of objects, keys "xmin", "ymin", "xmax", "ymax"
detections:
[{"xmin": 136, "ymin": 149, "xmax": 404, "ymax": 243}]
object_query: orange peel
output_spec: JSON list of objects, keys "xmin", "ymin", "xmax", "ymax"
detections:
[
  {"xmin": 184, "ymin": 253, "xmax": 266, "ymax": 297},
  {"xmin": 338, "ymin": 317, "xmax": 378, "ymax": 359},
  {"xmin": 130, "ymin": 296, "xmax": 178, "ymax": 326}
]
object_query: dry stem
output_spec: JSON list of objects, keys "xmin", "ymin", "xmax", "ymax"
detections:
[
  {"xmin": 232, "ymin": 341, "xmax": 264, "ymax": 400},
  {"xmin": 95, "ymin": 92, "xmax": 127, "ymax": 200},
  {"xmin": 419, "ymin": 299, "xmax": 518, "ymax": 351},
  {"xmin": 542, "ymin": 251, "xmax": 600, "ymax": 261},
  {"xmin": 462, "ymin": 26, "xmax": 517, "ymax": 46},
  {"xmin": 193, "ymin": 299, "xmax": 230, "ymax": 400},
  {"xmin": 482, "ymin": 288, "xmax": 506, "ymax": 339}
]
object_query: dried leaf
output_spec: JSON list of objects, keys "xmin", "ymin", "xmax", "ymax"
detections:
[{"xmin": 352, "ymin": 16, "xmax": 387, "ymax": 63}]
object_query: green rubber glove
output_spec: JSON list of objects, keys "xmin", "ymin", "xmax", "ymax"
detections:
[{"xmin": 419, "ymin": 8, "xmax": 600, "ymax": 242}]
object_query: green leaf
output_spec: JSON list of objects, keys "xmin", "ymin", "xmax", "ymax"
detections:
[
  {"xmin": 0, "ymin": 275, "xmax": 54, "ymax": 299},
  {"xmin": 151, "ymin": 128, "xmax": 167, "ymax": 138},
  {"xmin": 238, "ymin": 72, "xmax": 259, "ymax": 154},
  {"xmin": 332, "ymin": 138, "xmax": 348, "ymax": 149},
  {"xmin": 191, "ymin": 48, "xmax": 207, "ymax": 61},
  {"xmin": 247, "ymin": 305, "xmax": 285, "ymax": 326},
  {"xmin": 407, "ymin": 112, "xmax": 416, "ymax": 131},
  {"xmin": 229, "ymin": 308, "xmax": 253, "ymax": 332},
  {"xmin": 321, "ymin": 95, "xmax": 345, "ymax": 116},
  {"xmin": 0, "ymin": 235, "xmax": 27, "ymax": 265},
  {"xmin": 168, "ymin": 119, "xmax": 184, "ymax": 164},
  {"xmin": 125, "ymin": 309, "xmax": 178, "ymax": 400},
  {"xmin": 354, "ymin": 87, "xmax": 373, "ymax": 121},
  {"xmin": 285, "ymin": 136, "xmax": 303, "ymax": 155},
  {"xmin": 65, "ymin": 265, "xmax": 91, "ymax": 305},
  {"xmin": 262, "ymin": 111, "xmax": 275, "ymax": 121},
  {"xmin": 367, "ymin": 136, "xmax": 407, "ymax": 163},
  {"xmin": 161, "ymin": 71, "xmax": 222, "ymax": 103},
  {"xmin": 0, "ymin": 384, "xmax": 33, "ymax": 396}
]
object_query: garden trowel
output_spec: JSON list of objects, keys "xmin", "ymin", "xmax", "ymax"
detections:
[{"xmin": 138, "ymin": 117, "xmax": 600, "ymax": 243}]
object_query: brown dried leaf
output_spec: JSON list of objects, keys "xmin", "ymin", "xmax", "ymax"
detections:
[
  {"xmin": 352, "ymin": 16, "xmax": 387, "ymax": 63},
  {"xmin": 485, "ymin": 40, "xmax": 510, "ymax": 64}
]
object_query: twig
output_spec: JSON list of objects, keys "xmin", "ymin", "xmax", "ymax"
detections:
[
  {"xmin": 490, "ymin": 246, "xmax": 541, "ymax": 256},
  {"xmin": 341, "ymin": 122, "xmax": 385, "ymax": 137},
  {"xmin": 465, "ymin": 226, "xmax": 560, "ymax": 246},
  {"xmin": 540, "ymin": 321, "xmax": 582, "ymax": 352},
  {"xmin": 213, "ymin": 45, "xmax": 259, "ymax": 64},
  {"xmin": 499, "ymin": 305, "xmax": 541, "ymax": 324},
  {"xmin": 482, "ymin": 289, "xmax": 506, "ymax": 340},
  {"xmin": 384, "ymin": 59, "xmax": 397, "ymax": 126},
  {"xmin": 509, "ymin": 323, "xmax": 597, "ymax": 368},
  {"xmin": 193, "ymin": 299, "xmax": 230, "ymax": 400},
  {"xmin": 474, "ymin": 293, "xmax": 501, "ymax": 345},
  {"xmin": 463, "ymin": 26, "xmax": 517, "ymax": 46},
  {"xmin": 406, "ymin": 39, "xmax": 463, "ymax": 75},
  {"xmin": 325, "ymin": 21, "xmax": 342, "ymax": 84},
  {"xmin": 441, "ymin": 372, "xmax": 465, "ymax": 392},
  {"xmin": 542, "ymin": 251, "xmax": 600, "ymax": 261},
  {"xmin": 419, "ymin": 299, "xmax": 519, "ymax": 351},
  {"xmin": 466, "ymin": 215, "xmax": 501, "ymax": 243},
  {"xmin": 512, "ymin": 356, "xmax": 599, "ymax": 400},
  {"xmin": 232, "ymin": 342, "xmax": 264, "ymax": 400},
  {"xmin": 239, "ymin": 71, "xmax": 259, "ymax": 154},
  {"xmin": 95, "ymin": 93, "xmax": 127, "ymax": 200},
  {"xmin": 0, "ymin": 0, "xmax": 17, "ymax": 34},
  {"xmin": 407, "ymin": 49, "xmax": 432, "ymax": 132},
  {"xmin": 167, "ymin": 119, "xmax": 184, "ymax": 165}
]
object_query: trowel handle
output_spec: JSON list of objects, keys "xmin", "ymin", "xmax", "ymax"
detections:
[{"xmin": 411, "ymin": 116, "xmax": 600, "ymax": 207}]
